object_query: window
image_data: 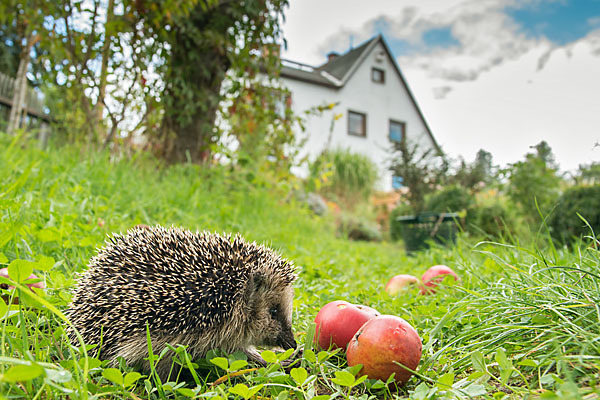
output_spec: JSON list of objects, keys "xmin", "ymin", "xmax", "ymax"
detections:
[
  {"xmin": 348, "ymin": 111, "xmax": 367, "ymax": 137},
  {"xmin": 371, "ymin": 67, "xmax": 385, "ymax": 83},
  {"xmin": 392, "ymin": 175, "xmax": 404, "ymax": 189},
  {"xmin": 389, "ymin": 120, "xmax": 405, "ymax": 143}
]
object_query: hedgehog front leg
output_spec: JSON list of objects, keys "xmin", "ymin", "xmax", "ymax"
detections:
[{"xmin": 244, "ymin": 347, "xmax": 267, "ymax": 367}]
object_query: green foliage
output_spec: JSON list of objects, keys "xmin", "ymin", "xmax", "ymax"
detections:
[
  {"xmin": 448, "ymin": 149, "xmax": 497, "ymax": 191},
  {"xmin": 468, "ymin": 190, "xmax": 523, "ymax": 239},
  {"xmin": 426, "ymin": 185, "xmax": 473, "ymax": 214},
  {"xmin": 4, "ymin": 0, "xmax": 291, "ymax": 162},
  {"xmin": 506, "ymin": 141, "xmax": 562, "ymax": 223},
  {"xmin": 389, "ymin": 139, "xmax": 447, "ymax": 212},
  {"xmin": 548, "ymin": 185, "xmax": 600, "ymax": 245},
  {"xmin": 574, "ymin": 162, "xmax": 600, "ymax": 185},
  {"xmin": 389, "ymin": 203, "xmax": 413, "ymax": 241},
  {"xmin": 0, "ymin": 25, "xmax": 21, "ymax": 76},
  {"xmin": 309, "ymin": 149, "xmax": 378, "ymax": 205},
  {"xmin": 154, "ymin": 0, "xmax": 289, "ymax": 162},
  {"xmin": 424, "ymin": 186, "xmax": 525, "ymax": 240},
  {"xmin": 337, "ymin": 214, "xmax": 382, "ymax": 242},
  {"xmin": 225, "ymin": 84, "xmax": 298, "ymax": 173}
]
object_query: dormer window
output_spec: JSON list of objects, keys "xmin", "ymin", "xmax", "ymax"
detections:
[{"xmin": 371, "ymin": 67, "xmax": 385, "ymax": 83}]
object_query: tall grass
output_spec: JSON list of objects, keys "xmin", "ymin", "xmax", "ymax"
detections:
[
  {"xmin": 0, "ymin": 133, "xmax": 598, "ymax": 399},
  {"xmin": 309, "ymin": 149, "xmax": 378, "ymax": 205}
]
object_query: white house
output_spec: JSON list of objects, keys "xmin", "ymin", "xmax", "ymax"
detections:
[{"xmin": 280, "ymin": 35, "xmax": 440, "ymax": 192}]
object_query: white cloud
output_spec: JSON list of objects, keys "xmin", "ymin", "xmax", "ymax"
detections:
[{"xmin": 282, "ymin": 0, "xmax": 600, "ymax": 171}]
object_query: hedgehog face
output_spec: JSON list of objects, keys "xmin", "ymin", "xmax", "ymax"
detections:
[{"xmin": 247, "ymin": 275, "xmax": 296, "ymax": 351}]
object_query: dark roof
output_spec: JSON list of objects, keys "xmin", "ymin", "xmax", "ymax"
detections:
[
  {"xmin": 280, "ymin": 35, "xmax": 441, "ymax": 153},
  {"xmin": 316, "ymin": 37, "xmax": 375, "ymax": 80},
  {"xmin": 280, "ymin": 64, "xmax": 337, "ymax": 88}
]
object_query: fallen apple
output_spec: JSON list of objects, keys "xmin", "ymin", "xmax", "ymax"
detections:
[
  {"xmin": 384, "ymin": 274, "xmax": 419, "ymax": 295},
  {"xmin": 0, "ymin": 268, "xmax": 45, "ymax": 290},
  {"xmin": 346, "ymin": 315, "xmax": 422, "ymax": 385},
  {"xmin": 314, "ymin": 300, "xmax": 380, "ymax": 350},
  {"xmin": 420, "ymin": 265, "xmax": 458, "ymax": 294}
]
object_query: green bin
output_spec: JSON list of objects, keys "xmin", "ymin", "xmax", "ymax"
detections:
[{"xmin": 396, "ymin": 212, "xmax": 459, "ymax": 252}]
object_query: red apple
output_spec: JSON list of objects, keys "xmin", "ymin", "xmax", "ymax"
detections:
[
  {"xmin": 0, "ymin": 268, "xmax": 45, "ymax": 290},
  {"xmin": 346, "ymin": 315, "xmax": 422, "ymax": 385},
  {"xmin": 384, "ymin": 274, "xmax": 419, "ymax": 295},
  {"xmin": 420, "ymin": 265, "xmax": 458, "ymax": 294},
  {"xmin": 314, "ymin": 300, "xmax": 380, "ymax": 350}
]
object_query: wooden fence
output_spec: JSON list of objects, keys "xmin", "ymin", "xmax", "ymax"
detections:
[
  {"xmin": 0, "ymin": 71, "xmax": 51, "ymax": 145},
  {"xmin": 0, "ymin": 71, "xmax": 50, "ymax": 122}
]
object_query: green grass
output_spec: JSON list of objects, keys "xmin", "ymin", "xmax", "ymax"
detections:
[{"xmin": 0, "ymin": 133, "xmax": 599, "ymax": 399}]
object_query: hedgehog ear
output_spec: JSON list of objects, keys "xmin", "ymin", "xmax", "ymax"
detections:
[
  {"xmin": 252, "ymin": 272, "xmax": 266, "ymax": 291},
  {"xmin": 247, "ymin": 272, "xmax": 267, "ymax": 306}
]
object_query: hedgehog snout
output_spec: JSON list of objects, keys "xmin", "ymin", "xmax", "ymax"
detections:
[{"xmin": 276, "ymin": 324, "xmax": 297, "ymax": 350}]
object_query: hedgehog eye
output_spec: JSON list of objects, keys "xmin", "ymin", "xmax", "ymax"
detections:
[{"xmin": 269, "ymin": 306, "xmax": 278, "ymax": 319}]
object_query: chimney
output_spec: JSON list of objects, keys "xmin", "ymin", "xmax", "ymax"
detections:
[{"xmin": 327, "ymin": 51, "xmax": 339, "ymax": 62}]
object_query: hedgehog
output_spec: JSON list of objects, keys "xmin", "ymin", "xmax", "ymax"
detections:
[{"xmin": 66, "ymin": 225, "xmax": 298, "ymax": 380}]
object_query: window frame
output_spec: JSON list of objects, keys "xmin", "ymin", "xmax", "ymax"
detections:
[
  {"xmin": 388, "ymin": 119, "xmax": 406, "ymax": 144},
  {"xmin": 347, "ymin": 110, "xmax": 367, "ymax": 137},
  {"xmin": 371, "ymin": 67, "xmax": 385, "ymax": 83}
]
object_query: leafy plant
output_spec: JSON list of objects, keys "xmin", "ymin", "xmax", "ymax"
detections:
[
  {"xmin": 389, "ymin": 139, "xmax": 447, "ymax": 212},
  {"xmin": 468, "ymin": 191, "xmax": 523, "ymax": 239},
  {"xmin": 548, "ymin": 185, "xmax": 600, "ymax": 245},
  {"xmin": 505, "ymin": 141, "xmax": 563, "ymax": 224},
  {"xmin": 447, "ymin": 149, "xmax": 497, "ymax": 191},
  {"xmin": 426, "ymin": 185, "xmax": 473, "ymax": 215}
]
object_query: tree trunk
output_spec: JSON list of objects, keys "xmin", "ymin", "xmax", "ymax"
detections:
[
  {"xmin": 7, "ymin": 33, "xmax": 36, "ymax": 135},
  {"xmin": 92, "ymin": 0, "xmax": 114, "ymax": 127},
  {"xmin": 159, "ymin": 7, "xmax": 231, "ymax": 164}
]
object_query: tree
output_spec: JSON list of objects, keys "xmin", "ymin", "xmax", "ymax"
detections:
[
  {"xmin": 3, "ymin": 0, "xmax": 290, "ymax": 162},
  {"xmin": 389, "ymin": 139, "xmax": 447, "ymax": 212},
  {"xmin": 574, "ymin": 162, "xmax": 600, "ymax": 185},
  {"xmin": 506, "ymin": 141, "xmax": 562, "ymax": 224},
  {"xmin": 0, "ymin": 25, "xmax": 21, "ymax": 76},
  {"xmin": 40, "ymin": 0, "xmax": 163, "ymax": 145},
  {"xmin": 143, "ymin": 0, "xmax": 288, "ymax": 163},
  {"xmin": 447, "ymin": 149, "xmax": 496, "ymax": 191}
]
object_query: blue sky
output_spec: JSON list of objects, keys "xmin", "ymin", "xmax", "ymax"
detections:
[
  {"xmin": 282, "ymin": 0, "xmax": 600, "ymax": 171},
  {"xmin": 507, "ymin": 0, "xmax": 600, "ymax": 44}
]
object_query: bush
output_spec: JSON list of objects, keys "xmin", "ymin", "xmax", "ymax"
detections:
[
  {"xmin": 337, "ymin": 214, "xmax": 382, "ymax": 242},
  {"xmin": 426, "ymin": 185, "xmax": 474, "ymax": 213},
  {"xmin": 548, "ymin": 185, "xmax": 600, "ymax": 245},
  {"xmin": 389, "ymin": 203, "xmax": 413, "ymax": 241},
  {"xmin": 309, "ymin": 149, "xmax": 378, "ymax": 206}
]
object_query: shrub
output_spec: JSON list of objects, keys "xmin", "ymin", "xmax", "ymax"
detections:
[
  {"xmin": 309, "ymin": 149, "xmax": 378, "ymax": 206},
  {"xmin": 548, "ymin": 185, "xmax": 600, "ymax": 245},
  {"xmin": 426, "ymin": 185, "xmax": 474, "ymax": 213},
  {"xmin": 469, "ymin": 200, "xmax": 516, "ymax": 239},
  {"xmin": 506, "ymin": 141, "xmax": 562, "ymax": 224},
  {"xmin": 389, "ymin": 203, "xmax": 413, "ymax": 241},
  {"xmin": 337, "ymin": 214, "xmax": 382, "ymax": 242}
]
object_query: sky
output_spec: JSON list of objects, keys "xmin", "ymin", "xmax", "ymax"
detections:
[{"xmin": 281, "ymin": 0, "xmax": 600, "ymax": 173}]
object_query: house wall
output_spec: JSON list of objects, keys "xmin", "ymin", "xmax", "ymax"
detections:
[{"xmin": 283, "ymin": 41, "xmax": 436, "ymax": 192}]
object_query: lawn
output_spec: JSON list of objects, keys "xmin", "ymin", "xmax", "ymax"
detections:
[{"xmin": 0, "ymin": 134, "xmax": 598, "ymax": 399}]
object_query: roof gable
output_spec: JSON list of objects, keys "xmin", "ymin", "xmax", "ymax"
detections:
[{"xmin": 316, "ymin": 37, "xmax": 376, "ymax": 81}]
